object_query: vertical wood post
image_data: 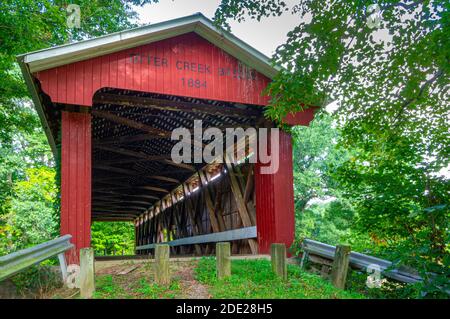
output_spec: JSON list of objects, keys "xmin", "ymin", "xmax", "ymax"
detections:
[
  {"xmin": 79, "ymin": 248, "xmax": 95, "ymax": 298},
  {"xmin": 60, "ymin": 111, "xmax": 91, "ymax": 265},
  {"xmin": 216, "ymin": 242, "xmax": 231, "ymax": 279},
  {"xmin": 331, "ymin": 244, "xmax": 351, "ymax": 289},
  {"xmin": 154, "ymin": 244, "xmax": 170, "ymax": 286},
  {"xmin": 270, "ymin": 243, "xmax": 287, "ymax": 280},
  {"xmin": 255, "ymin": 131, "xmax": 295, "ymax": 254}
]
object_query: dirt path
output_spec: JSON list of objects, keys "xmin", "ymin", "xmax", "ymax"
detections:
[
  {"xmin": 176, "ymin": 263, "xmax": 211, "ymax": 299},
  {"xmin": 48, "ymin": 259, "xmax": 210, "ymax": 299}
]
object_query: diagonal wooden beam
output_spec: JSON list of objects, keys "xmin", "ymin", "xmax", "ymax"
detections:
[
  {"xmin": 94, "ymin": 180, "xmax": 169, "ymax": 193},
  {"xmin": 94, "ymin": 164, "xmax": 146, "ymax": 176},
  {"xmin": 94, "ymin": 93, "xmax": 261, "ymax": 118},
  {"xmin": 93, "ymin": 190, "xmax": 160, "ymax": 200},
  {"xmin": 94, "ymin": 145, "xmax": 195, "ymax": 171},
  {"xmin": 94, "ymin": 133, "xmax": 163, "ymax": 146},
  {"xmin": 92, "ymin": 110, "xmax": 171, "ymax": 138},
  {"xmin": 224, "ymin": 155, "xmax": 258, "ymax": 254},
  {"xmin": 94, "ymin": 198, "xmax": 153, "ymax": 206},
  {"xmin": 93, "ymin": 165, "xmax": 180, "ymax": 183},
  {"xmin": 182, "ymin": 184, "xmax": 202, "ymax": 255},
  {"xmin": 95, "ymin": 145, "xmax": 171, "ymax": 161},
  {"xmin": 94, "ymin": 175, "xmax": 180, "ymax": 184},
  {"xmin": 93, "ymin": 205, "xmax": 148, "ymax": 211},
  {"xmin": 92, "ymin": 208, "xmax": 140, "ymax": 214},
  {"xmin": 147, "ymin": 175, "xmax": 180, "ymax": 184},
  {"xmin": 198, "ymin": 171, "xmax": 220, "ymax": 233},
  {"xmin": 137, "ymin": 185, "xmax": 170, "ymax": 193},
  {"xmin": 93, "ymin": 110, "xmax": 205, "ymax": 150}
]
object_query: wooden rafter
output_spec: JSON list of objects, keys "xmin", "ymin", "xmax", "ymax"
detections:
[
  {"xmin": 93, "ymin": 167, "xmax": 180, "ymax": 184},
  {"xmin": 92, "ymin": 110, "xmax": 171, "ymax": 138},
  {"xmin": 94, "ymin": 145, "xmax": 195, "ymax": 171},
  {"xmin": 93, "ymin": 190, "xmax": 160, "ymax": 200},
  {"xmin": 94, "ymin": 133, "xmax": 163, "ymax": 146},
  {"xmin": 94, "ymin": 198, "xmax": 153, "ymax": 206},
  {"xmin": 94, "ymin": 93, "xmax": 261, "ymax": 118},
  {"xmin": 93, "ymin": 180, "xmax": 169, "ymax": 193}
]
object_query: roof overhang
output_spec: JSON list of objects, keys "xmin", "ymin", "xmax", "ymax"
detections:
[{"xmin": 18, "ymin": 13, "xmax": 279, "ymax": 78}]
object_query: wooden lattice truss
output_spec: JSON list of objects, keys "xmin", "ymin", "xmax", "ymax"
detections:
[{"xmin": 58, "ymin": 88, "xmax": 269, "ymax": 255}]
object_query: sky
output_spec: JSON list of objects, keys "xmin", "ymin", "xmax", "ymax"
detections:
[{"xmin": 133, "ymin": 0, "xmax": 301, "ymax": 58}]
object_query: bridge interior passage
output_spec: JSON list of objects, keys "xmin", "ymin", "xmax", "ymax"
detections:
[{"xmin": 79, "ymin": 88, "xmax": 265, "ymax": 255}]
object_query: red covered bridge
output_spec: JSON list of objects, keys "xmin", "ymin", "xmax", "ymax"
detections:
[{"xmin": 18, "ymin": 13, "xmax": 315, "ymax": 264}]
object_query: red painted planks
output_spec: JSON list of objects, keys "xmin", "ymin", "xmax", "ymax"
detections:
[
  {"xmin": 61, "ymin": 111, "xmax": 91, "ymax": 264},
  {"xmin": 35, "ymin": 33, "xmax": 271, "ymax": 106},
  {"xmin": 255, "ymin": 130, "xmax": 295, "ymax": 254}
]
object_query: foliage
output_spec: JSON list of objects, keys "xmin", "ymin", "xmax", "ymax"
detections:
[
  {"xmin": 346, "ymin": 269, "xmax": 425, "ymax": 299},
  {"xmin": 134, "ymin": 278, "xmax": 181, "ymax": 299},
  {"xmin": 334, "ymin": 134, "xmax": 450, "ymax": 297},
  {"xmin": 91, "ymin": 222, "xmax": 135, "ymax": 256},
  {"xmin": 215, "ymin": 1, "xmax": 449, "ymax": 147},
  {"xmin": 292, "ymin": 200, "xmax": 376, "ymax": 253},
  {"xmin": 292, "ymin": 113, "xmax": 351, "ymax": 211},
  {"xmin": 195, "ymin": 257, "xmax": 365, "ymax": 299},
  {"xmin": 214, "ymin": 1, "xmax": 449, "ymax": 297},
  {"xmin": 10, "ymin": 262, "xmax": 63, "ymax": 298},
  {"xmin": 0, "ymin": 167, "xmax": 58, "ymax": 254}
]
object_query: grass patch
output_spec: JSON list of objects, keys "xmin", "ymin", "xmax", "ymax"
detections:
[
  {"xmin": 135, "ymin": 278, "xmax": 182, "ymax": 298},
  {"xmin": 93, "ymin": 269, "xmax": 183, "ymax": 299},
  {"xmin": 195, "ymin": 257, "xmax": 365, "ymax": 299},
  {"xmin": 93, "ymin": 275, "xmax": 128, "ymax": 299},
  {"xmin": 93, "ymin": 275, "xmax": 182, "ymax": 299}
]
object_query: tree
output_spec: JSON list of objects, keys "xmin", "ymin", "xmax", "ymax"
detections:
[
  {"xmin": 0, "ymin": 167, "xmax": 58, "ymax": 254},
  {"xmin": 91, "ymin": 222, "xmax": 135, "ymax": 256},
  {"xmin": 292, "ymin": 112, "xmax": 351, "ymax": 211},
  {"xmin": 214, "ymin": 1, "xmax": 448, "ymax": 176},
  {"xmin": 214, "ymin": 1, "xmax": 449, "ymax": 296}
]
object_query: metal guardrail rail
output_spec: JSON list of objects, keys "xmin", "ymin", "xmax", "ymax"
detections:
[
  {"xmin": 136, "ymin": 226, "xmax": 257, "ymax": 250},
  {"xmin": 302, "ymin": 238, "xmax": 423, "ymax": 284},
  {"xmin": 0, "ymin": 235, "xmax": 74, "ymax": 281}
]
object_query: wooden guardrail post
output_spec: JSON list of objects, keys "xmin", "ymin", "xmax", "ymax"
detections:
[
  {"xmin": 330, "ymin": 244, "xmax": 351, "ymax": 289},
  {"xmin": 216, "ymin": 242, "xmax": 231, "ymax": 279},
  {"xmin": 271, "ymin": 243, "xmax": 287, "ymax": 280},
  {"xmin": 154, "ymin": 244, "xmax": 170, "ymax": 286},
  {"xmin": 79, "ymin": 248, "xmax": 95, "ymax": 298}
]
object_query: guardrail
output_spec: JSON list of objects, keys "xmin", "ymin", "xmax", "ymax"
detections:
[
  {"xmin": 301, "ymin": 238, "xmax": 422, "ymax": 284},
  {"xmin": 136, "ymin": 226, "xmax": 257, "ymax": 250},
  {"xmin": 0, "ymin": 235, "xmax": 74, "ymax": 282}
]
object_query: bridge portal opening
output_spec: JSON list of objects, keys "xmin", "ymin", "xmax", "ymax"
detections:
[{"xmin": 18, "ymin": 14, "xmax": 314, "ymax": 264}]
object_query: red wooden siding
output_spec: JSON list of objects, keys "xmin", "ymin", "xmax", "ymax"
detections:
[
  {"xmin": 255, "ymin": 130, "xmax": 295, "ymax": 254},
  {"xmin": 35, "ymin": 33, "xmax": 271, "ymax": 106},
  {"xmin": 61, "ymin": 111, "xmax": 91, "ymax": 264}
]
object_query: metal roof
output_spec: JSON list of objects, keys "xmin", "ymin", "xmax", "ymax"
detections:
[{"xmin": 18, "ymin": 13, "xmax": 279, "ymax": 77}]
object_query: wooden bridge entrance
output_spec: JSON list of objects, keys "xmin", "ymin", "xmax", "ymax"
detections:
[{"xmin": 18, "ymin": 13, "xmax": 315, "ymax": 263}]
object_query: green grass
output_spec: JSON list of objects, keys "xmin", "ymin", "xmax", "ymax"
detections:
[
  {"xmin": 93, "ymin": 275, "xmax": 128, "ymax": 299},
  {"xmin": 93, "ymin": 274, "xmax": 182, "ymax": 299},
  {"xmin": 195, "ymin": 258, "xmax": 366, "ymax": 299},
  {"xmin": 134, "ymin": 278, "xmax": 182, "ymax": 299}
]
